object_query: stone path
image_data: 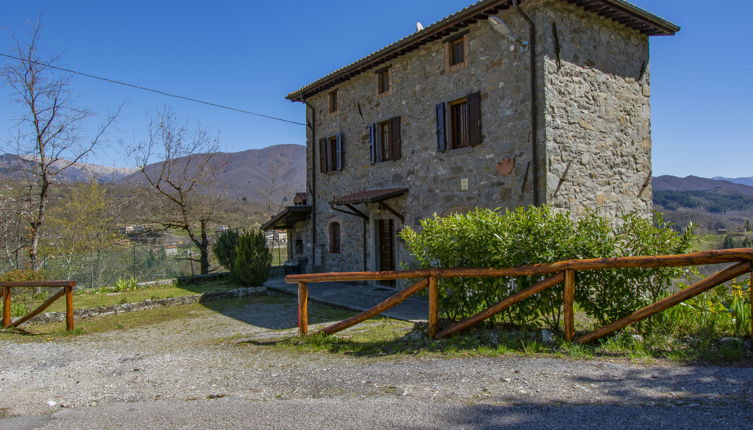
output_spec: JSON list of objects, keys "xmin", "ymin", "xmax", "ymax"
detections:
[
  {"xmin": 265, "ymin": 276, "xmax": 428, "ymax": 321},
  {"xmin": 1, "ymin": 292, "xmax": 752, "ymax": 430}
]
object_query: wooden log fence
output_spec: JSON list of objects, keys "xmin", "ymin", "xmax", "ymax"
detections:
[
  {"xmin": 285, "ymin": 248, "xmax": 753, "ymax": 343},
  {"xmin": 0, "ymin": 281, "xmax": 76, "ymax": 331}
]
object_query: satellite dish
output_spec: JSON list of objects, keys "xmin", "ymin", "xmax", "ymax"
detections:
[
  {"xmin": 416, "ymin": 22, "xmax": 425, "ymax": 31},
  {"xmin": 487, "ymin": 16, "xmax": 511, "ymax": 36}
]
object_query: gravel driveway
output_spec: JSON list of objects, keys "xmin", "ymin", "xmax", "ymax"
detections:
[{"xmin": 1, "ymin": 293, "xmax": 752, "ymax": 429}]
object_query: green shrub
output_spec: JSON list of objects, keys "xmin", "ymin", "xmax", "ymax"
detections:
[
  {"xmin": 577, "ymin": 212, "xmax": 693, "ymax": 326},
  {"xmin": 0, "ymin": 269, "xmax": 47, "ymax": 282},
  {"xmin": 213, "ymin": 229, "xmax": 240, "ymax": 271},
  {"xmin": 400, "ymin": 206, "xmax": 694, "ymax": 331},
  {"xmin": 232, "ymin": 229, "xmax": 272, "ymax": 287}
]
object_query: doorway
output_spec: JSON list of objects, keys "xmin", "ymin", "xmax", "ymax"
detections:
[{"xmin": 376, "ymin": 219, "xmax": 395, "ymax": 286}]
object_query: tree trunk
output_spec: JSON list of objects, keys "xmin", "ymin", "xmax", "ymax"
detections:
[
  {"xmin": 199, "ymin": 218, "xmax": 210, "ymax": 275},
  {"xmin": 29, "ymin": 180, "xmax": 50, "ymax": 271}
]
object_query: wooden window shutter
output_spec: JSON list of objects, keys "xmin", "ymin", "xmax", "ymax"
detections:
[
  {"xmin": 435, "ymin": 103, "xmax": 446, "ymax": 153},
  {"xmin": 319, "ymin": 138, "xmax": 328, "ymax": 173},
  {"xmin": 390, "ymin": 116, "xmax": 401, "ymax": 161},
  {"xmin": 368, "ymin": 123, "xmax": 376, "ymax": 164},
  {"xmin": 468, "ymin": 91, "xmax": 482, "ymax": 146},
  {"xmin": 335, "ymin": 133, "xmax": 344, "ymax": 171}
]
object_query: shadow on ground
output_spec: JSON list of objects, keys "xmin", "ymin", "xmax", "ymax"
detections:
[{"xmin": 175, "ymin": 277, "xmax": 357, "ymax": 330}]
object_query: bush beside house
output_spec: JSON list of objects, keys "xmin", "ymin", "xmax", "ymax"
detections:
[{"xmin": 400, "ymin": 206, "xmax": 695, "ymax": 331}]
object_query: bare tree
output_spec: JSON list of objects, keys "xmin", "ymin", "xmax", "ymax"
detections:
[
  {"xmin": 1, "ymin": 21, "xmax": 119, "ymax": 270},
  {"xmin": 131, "ymin": 107, "xmax": 221, "ymax": 274}
]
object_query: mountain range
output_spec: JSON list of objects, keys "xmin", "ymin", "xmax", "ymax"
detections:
[
  {"xmin": 121, "ymin": 144, "xmax": 306, "ymax": 207},
  {"xmin": 712, "ymin": 176, "xmax": 753, "ymax": 187},
  {"xmin": 0, "ymin": 153, "xmax": 135, "ymax": 183},
  {"xmin": 2, "ymin": 146, "xmax": 750, "ymax": 232}
]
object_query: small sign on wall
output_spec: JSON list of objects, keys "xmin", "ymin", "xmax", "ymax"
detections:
[{"xmin": 460, "ymin": 178, "xmax": 469, "ymax": 191}]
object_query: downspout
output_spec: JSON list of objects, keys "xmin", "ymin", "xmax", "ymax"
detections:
[
  {"xmin": 301, "ymin": 98, "xmax": 317, "ymax": 269},
  {"xmin": 512, "ymin": 0, "xmax": 540, "ymax": 205}
]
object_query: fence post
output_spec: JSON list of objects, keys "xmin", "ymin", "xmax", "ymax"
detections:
[
  {"xmin": 2, "ymin": 286, "xmax": 10, "ymax": 328},
  {"xmin": 749, "ymin": 266, "xmax": 752, "ymax": 345},
  {"xmin": 428, "ymin": 275, "xmax": 439, "ymax": 338},
  {"xmin": 564, "ymin": 270, "xmax": 575, "ymax": 341},
  {"xmin": 298, "ymin": 282, "xmax": 308, "ymax": 336},
  {"xmin": 65, "ymin": 284, "xmax": 75, "ymax": 331}
]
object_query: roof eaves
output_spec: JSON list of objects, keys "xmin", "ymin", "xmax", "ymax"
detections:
[{"xmin": 286, "ymin": 0, "xmax": 679, "ymax": 101}]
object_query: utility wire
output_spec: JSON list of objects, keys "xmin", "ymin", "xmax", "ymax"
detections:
[{"xmin": 0, "ymin": 52, "xmax": 305, "ymax": 126}]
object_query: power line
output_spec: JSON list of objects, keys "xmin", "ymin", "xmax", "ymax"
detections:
[{"xmin": 0, "ymin": 52, "xmax": 305, "ymax": 126}]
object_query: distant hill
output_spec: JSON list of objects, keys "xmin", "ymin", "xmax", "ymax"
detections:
[
  {"xmin": 121, "ymin": 144, "xmax": 306, "ymax": 209},
  {"xmin": 0, "ymin": 153, "xmax": 135, "ymax": 183},
  {"xmin": 653, "ymin": 175, "xmax": 753, "ymax": 198},
  {"xmin": 712, "ymin": 176, "xmax": 753, "ymax": 187},
  {"xmin": 652, "ymin": 175, "xmax": 753, "ymax": 233}
]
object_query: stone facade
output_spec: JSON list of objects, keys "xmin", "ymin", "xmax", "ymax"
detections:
[
  {"xmin": 541, "ymin": 1, "xmax": 653, "ymax": 217},
  {"xmin": 289, "ymin": 0, "xmax": 671, "ymax": 281}
]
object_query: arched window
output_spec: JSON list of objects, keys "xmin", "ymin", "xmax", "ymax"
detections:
[{"xmin": 329, "ymin": 222, "xmax": 341, "ymax": 254}]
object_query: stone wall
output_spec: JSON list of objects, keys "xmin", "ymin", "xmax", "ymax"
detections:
[
  {"xmin": 540, "ymin": 0, "xmax": 653, "ymax": 218},
  {"xmin": 301, "ymin": 0, "xmax": 655, "ymax": 277},
  {"xmin": 305, "ymin": 4, "xmax": 541, "ymax": 276}
]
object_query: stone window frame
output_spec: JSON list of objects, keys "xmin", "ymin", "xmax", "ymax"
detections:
[
  {"xmin": 328, "ymin": 221, "xmax": 342, "ymax": 254},
  {"xmin": 445, "ymin": 31, "xmax": 469, "ymax": 72}
]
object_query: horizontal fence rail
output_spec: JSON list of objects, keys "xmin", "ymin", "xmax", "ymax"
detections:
[
  {"xmin": 285, "ymin": 248, "xmax": 753, "ymax": 342},
  {"xmin": 1, "ymin": 281, "xmax": 76, "ymax": 331}
]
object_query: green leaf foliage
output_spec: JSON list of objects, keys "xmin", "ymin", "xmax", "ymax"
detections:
[
  {"xmin": 232, "ymin": 229, "xmax": 272, "ymax": 287},
  {"xmin": 213, "ymin": 229, "xmax": 240, "ymax": 271},
  {"xmin": 400, "ymin": 206, "xmax": 694, "ymax": 331}
]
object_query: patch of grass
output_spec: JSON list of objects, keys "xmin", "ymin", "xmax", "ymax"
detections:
[
  {"xmin": 261, "ymin": 316, "xmax": 752, "ymax": 365},
  {"xmin": 23, "ymin": 279, "xmax": 249, "ymax": 313}
]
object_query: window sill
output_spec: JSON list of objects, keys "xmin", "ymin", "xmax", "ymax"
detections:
[{"xmin": 441, "ymin": 146, "xmax": 475, "ymax": 156}]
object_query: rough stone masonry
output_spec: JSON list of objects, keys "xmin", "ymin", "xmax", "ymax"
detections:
[{"xmin": 288, "ymin": 0, "xmax": 673, "ymax": 276}]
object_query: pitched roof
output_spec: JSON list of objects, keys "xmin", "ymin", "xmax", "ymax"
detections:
[
  {"xmin": 260, "ymin": 205, "xmax": 312, "ymax": 230},
  {"xmin": 286, "ymin": 0, "xmax": 679, "ymax": 101},
  {"xmin": 331, "ymin": 187, "xmax": 409, "ymax": 205}
]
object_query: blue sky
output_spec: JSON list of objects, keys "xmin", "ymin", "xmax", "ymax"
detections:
[{"xmin": 1, "ymin": 1, "xmax": 751, "ymax": 177}]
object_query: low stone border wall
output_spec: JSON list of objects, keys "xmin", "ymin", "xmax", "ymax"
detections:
[{"xmin": 28, "ymin": 286, "xmax": 267, "ymax": 324}]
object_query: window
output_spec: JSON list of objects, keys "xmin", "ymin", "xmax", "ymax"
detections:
[
  {"xmin": 329, "ymin": 222, "xmax": 341, "ymax": 254},
  {"xmin": 449, "ymin": 99, "xmax": 469, "ymax": 149},
  {"xmin": 436, "ymin": 92, "xmax": 481, "ymax": 152},
  {"xmin": 449, "ymin": 38, "xmax": 465, "ymax": 66},
  {"xmin": 329, "ymin": 90, "xmax": 338, "ymax": 113},
  {"xmin": 376, "ymin": 68, "xmax": 390, "ymax": 95},
  {"xmin": 368, "ymin": 117, "xmax": 401, "ymax": 163},
  {"xmin": 319, "ymin": 134, "xmax": 344, "ymax": 173}
]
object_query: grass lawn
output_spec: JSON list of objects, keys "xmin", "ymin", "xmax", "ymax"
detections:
[
  {"xmin": 268, "ymin": 318, "xmax": 752, "ymax": 365},
  {"xmin": 17, "ymin": 278, "xmax": 248, "ymax": 314}
]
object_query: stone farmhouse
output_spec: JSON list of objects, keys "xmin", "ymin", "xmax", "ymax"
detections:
[{"xmin": 262, "ymin": 0, "xmax": 679, "ymax": 281}]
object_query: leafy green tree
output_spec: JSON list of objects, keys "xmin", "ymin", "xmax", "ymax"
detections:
[
  {"xmin": 212, "ymin": 229, "xmax": 240, "ymax": 272},
  {"xmin": 43, "ymin": 181, "xmax": 117, "ymax": 280},
  {"xmin": 232, "ymin": 229, "xmax": 271, "ymax": 287}
]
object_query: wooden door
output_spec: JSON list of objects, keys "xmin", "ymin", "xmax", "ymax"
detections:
[{"xmin": 377, "ymin": 219, "xmax": 395, "ymax": 286}]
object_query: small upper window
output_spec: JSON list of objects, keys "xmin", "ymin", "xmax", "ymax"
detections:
[
  {"xmin": 377, "ymin": 68, "xmax": 390, "ymax": 95},
  {"xmin": 329, "ymin": 222, "xmax": 341, "ymax": 254},
  {"xmin": 449, "ymin": 37, "xmax": 465, "ymax": 66},
  {"xmin": 329, "ymin": 90, "xmax": 338, "ymax": 113}
]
